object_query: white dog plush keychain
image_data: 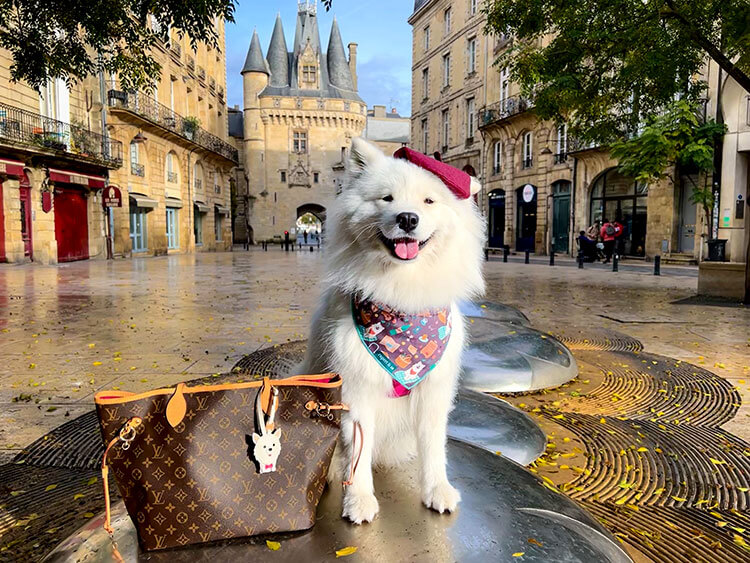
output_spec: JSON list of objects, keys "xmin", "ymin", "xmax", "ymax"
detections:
[{"xmin": 252, "ymin": 387, "xmax": 281, "ymax": 473}]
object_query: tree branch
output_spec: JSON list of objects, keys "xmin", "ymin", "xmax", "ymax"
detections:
[{"xmin": 660, "ymin": 4, "xmax": 750, "ymax": 93}]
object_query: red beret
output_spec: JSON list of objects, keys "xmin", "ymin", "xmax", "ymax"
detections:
[{"xmin": 393, "ymin": 147, "xmax": 478, "ymax": 200}]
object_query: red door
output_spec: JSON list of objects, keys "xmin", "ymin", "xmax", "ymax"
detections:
[
  {"xmin": 0, "ymin": 180, "xmax": 5, "ymax": 262},
  {"xmin": 54, "ymin": 185, "xmax": 89, "ymax": 262},
  {"xmin": 19, "ymin": 173, "xmax": 32, "ymax": 259}
]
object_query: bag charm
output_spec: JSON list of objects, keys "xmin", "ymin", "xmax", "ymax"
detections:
[{"xmin": 252, "ymin": 386, "xmax": 281, "ymax": 473}]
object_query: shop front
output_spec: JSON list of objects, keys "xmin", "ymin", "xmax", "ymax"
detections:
[
  {"xmin": 516, "ymin": 184, "xmax": 537, "ymax": 252},
  {"xmin": 487, "ymin": 189, "xmax": 505, "ymax": 248},
  {"xmin": 49, "ymin": 169, "xmax": 106, "ymax": 263},
  {"xmin": 588, "ymin": 168, "xmax": 647, "ymax": 257}
]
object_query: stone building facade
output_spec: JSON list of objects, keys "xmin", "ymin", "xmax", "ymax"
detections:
[
  {"xmin": 0, "ymin": 53, "xmax": 122, "ymax": 264},
  {"xmin": 106, "ymin": 19, "xmax": 236, "ymax": 258},
  {"xmin": 409, "ymin": 0, "xmax": 488, "ymax": 180},
  {"xmin": 363, "ymin": 105, "xmax": 410, "ymax": 156},
  {"xmin": 407, "ymin": 0, "xmax": 726, "ymax": 265},
  {"xmin": 238, "ymin": 2, "xmax": 366, "ymax": 243},
  {"xmin": 0, "ymin": 18, "xmax": 236, "ymax": 265}
]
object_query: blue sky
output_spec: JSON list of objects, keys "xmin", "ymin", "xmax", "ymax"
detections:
[{"xmin": 225, "ymin": 0, "xmax": 414, "ymax": 116}]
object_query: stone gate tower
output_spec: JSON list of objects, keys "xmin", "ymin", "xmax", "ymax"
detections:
[{"xmin": 241, "ymin": 2, "xmax": 366, "ymax": 241}]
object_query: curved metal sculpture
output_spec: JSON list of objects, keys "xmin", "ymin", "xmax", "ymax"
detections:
[
  {"xmin": 450, "ymin": 389, "xmax": 545, "ymax": 465},
  {"xmin": 462, "ymin": 318, "xmax": 578, "ymax": 393},
  {"xmin": 458, "ymin": 300, "xmax": 530, "ymax": 325},
  {"xmin": 45, "ymin": 440, "xmax": 631, "ymax": 563}
]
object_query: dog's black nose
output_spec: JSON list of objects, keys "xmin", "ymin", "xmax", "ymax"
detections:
[{"xmin": 397, "ymin": 212, "xmax": 419, "ymax": 233}]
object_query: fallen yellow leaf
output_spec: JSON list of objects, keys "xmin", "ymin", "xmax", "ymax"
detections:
[
  {"xmin": 512, "ymin": 552, "xmax": 525, "ymax": 557},
  {"xmin": 45, "ymin": 484, "xmax": 57, "ymax": 492},
  {"xmin": 336, "ymin": 546, "xmax": 358, "ymax": 557},
  {"xmin": 266, "ymin": 540, "xmax": 281, "ymax": 551}
]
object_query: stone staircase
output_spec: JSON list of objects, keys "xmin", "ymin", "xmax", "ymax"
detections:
[{"xmin": 662, "ymin": 252, "xmax": 698, "ymax": 266}]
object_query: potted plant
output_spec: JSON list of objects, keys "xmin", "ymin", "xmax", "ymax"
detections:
[
  {"xmin": 183, "ymin": 116, "xmax": 200, "ymax": 140},
  {"xmin": 691, "ymin": 185, "xmax": 726, "ymax": 261}
]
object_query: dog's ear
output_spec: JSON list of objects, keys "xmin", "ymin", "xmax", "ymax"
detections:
[{"xmin": 349, "ymin": 137, "xmax": 384, "ymax": 175}]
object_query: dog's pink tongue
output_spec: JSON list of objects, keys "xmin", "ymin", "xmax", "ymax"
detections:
[{"xmin": 395, "ymin": 240, "xmax": 419, "ymax": 260}]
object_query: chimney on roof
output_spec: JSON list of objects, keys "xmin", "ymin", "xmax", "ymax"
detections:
[
  {"xmin": 348, "ymin": 43, "xmax": 358, "ymax": 91},
  {"xmin": 373, "ymin": 105, "xmax": 386, "ymax": 118},
  {"xmin": 391, "ymin": 108, "xmax": 398, "ymax": 114}
]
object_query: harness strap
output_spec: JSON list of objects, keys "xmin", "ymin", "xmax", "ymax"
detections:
[{"xmin": 342, "ymin": 421, "xmax": 363, "ymax": 487}]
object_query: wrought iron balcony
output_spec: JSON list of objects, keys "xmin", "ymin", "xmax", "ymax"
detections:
[
  {"xmin": 0, "ymin": 101, "xmax": 123, "ymax": 168},
  {"xmin": 478, "ymin": 95, "xmax": 533, "ymax": 129},
  {"xmin": 107, "ymin": 90, "xmax": 238, "ymax": 163},
  {"xmin": 198, "ymin": 67, "xmax": 206, "ymax": 82},
  {"xmin": 522, "ymin": 157, "xmax": 533, "ymax": 169},
  {"xmin": 194, "ymin": 178, "xmax": 202, "ymax": 190},
  {"xmin": 214, "ymin": 184, "xmax": 221, "ymax": 194},
  {"xmin": 209, "ymin": 77, "xmax": 216, "ymax": 91},
  {"xmin": 187, "ymin": 56, "xmax": 195, "ymax": 72},
  {"xmin": 131, "ymin": 162, "xmax": 145, "ymax": 177},
  {"xmin": 167, "ymin": 171, "xmax": 178, "ymax": 183},
  {"xmin": 553, "ymin": 152, "xmax": 568, "ymax": 164}
]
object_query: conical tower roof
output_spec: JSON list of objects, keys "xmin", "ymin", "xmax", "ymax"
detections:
[
  {"xmin": 242, "ymin": 29, "xmax": 269, "ymax": 75},
  {"xmin": 326, "ymin": 18, "xmax": 354, "ymax": 91},
  {"xmin": 267, "ymin": 14, "xmax": 289, "ymax": 87}
]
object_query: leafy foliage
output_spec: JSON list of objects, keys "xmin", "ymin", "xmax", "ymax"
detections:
[
  {"xmin": 611, "ymin": 100, "xmax": 726, "ymax": 184},
  {"xmin": 485, "ymin": 0, "xmax": 750, "ymax": 144},
  {"xmin": 0, "ymin": 0, "xmax": 236, "ymax": 92}
]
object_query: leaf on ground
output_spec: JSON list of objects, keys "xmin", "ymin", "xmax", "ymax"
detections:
[
  {"xmin": 266, "ymin": 540, "xmax": 281, "ymax": 551},
  {"xmin": 335, "ymin": 546, "xmax": 358, "ymax": 557},
  {"xmin": 83, "ymin": 512, "xmax": 94, "ymax": 518},
  {"xmin": 512, "ymin": 552, "xmax": 525, "ymax": 557},
  {"xmin": 709, "ymin": 458, "xmax": 726, "ymax": 465},
  {"xmin": 45, "ymin": 484, "xmax": 57, "ymax": 492},
  {"xmin": 73, "ymin": 493, "xmax": 85, "ymax": 500},
  {"xmin": 87, "ymin": 477, "xmax": 98, "ymax": 485},
  {"xmin": 10, "ymin": 490, "xmax": 26, "ymax": 497}
]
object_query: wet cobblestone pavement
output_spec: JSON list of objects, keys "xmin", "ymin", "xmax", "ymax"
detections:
[{"xmin": 1, "ymin": 249, "xmax": 749, "ymax": 561}]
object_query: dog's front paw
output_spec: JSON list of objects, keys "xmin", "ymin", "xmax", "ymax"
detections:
[
  {"xmin": 423, "ymin": 481, "xmax": 461, "ymax": 514},
  {"xmin": 342, "ymin": 490, "xmax": 379, "ymax": 525}
]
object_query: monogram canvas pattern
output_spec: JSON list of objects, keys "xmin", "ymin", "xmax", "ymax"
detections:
[{"xmin": 96, "ymin": 382, "xmax": 341, "ymax": 551}]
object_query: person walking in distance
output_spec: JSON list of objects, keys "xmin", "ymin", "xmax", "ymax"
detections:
[
  {"xmin": 600, "ymin": 218, "xmax": 616, "ymax": 264},
  {"xmin": 303, "ymin": 230, "xmax": 308, "ymax": 245}
]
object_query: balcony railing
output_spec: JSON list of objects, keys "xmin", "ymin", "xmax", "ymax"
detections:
[
  {"xmin": 218, "ymin": 86, "xmax": 224, "ymax": 100},
  {"xmin": 194, "ymin": 178, "xmax": 202, "ymax": 190},
  {"xmin": 209, "ymin": 77, "xmax": 216, "ymax": 91},
  {"xmin": 167, "ymin": 171, "xmax": 178, "ymax": 183},
  {"xmin": 214, "ymin": 184, "xmax": 221, "ymax": 194},
  {"xmin": 553, "ymin": 152, "xmax": 568, "ymax": 164},
  {"xmin": 0, "ymin": 101, "xmax": 123, "ymax": 168},
  {"xmin": 170, "ymin": 42, "xmax": 181, "ymax": 59},
  {"xmin": 198, "ymin": 67, "xmax": 206, "ymax": 82},
  {"xmin": 522, "ymin": 157, "xmax": 533, "ymax": 169},
  {"xmin": 107, "ymin": 90, "xmax": 238, "ymax": 163},
  {"xmin": 478, "ymin": 95, "xmax": 532, "ymax": 129},
  {"xmin": 187, "ymin": 56, "xmax": 195, "ymax": 72},
  {"xmin": 131, "ymin": 162, "xmax": 145, "ymax": 177}
]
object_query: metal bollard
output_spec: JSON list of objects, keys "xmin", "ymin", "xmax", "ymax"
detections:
[
  {"xmin": 612, "ymin": 254, "xmax": 618, "ymax": 272},
  {"xmin": 654, "ymin": 255, "xmax": 661, "ymax": 276},
  {"xmin": 578, "ymin": 252, "xmax": 584, "ymax": 269},
  {"xmin": 503, "ymin": 247, "xmax": 509, "ymax": 263},
  {"xmin": 525, "ymin": 250, "xmax": 530, "ymax": 264},
  {"xmin": 549, "ymin": 252, "xmax": 555, "ymax": 266}
]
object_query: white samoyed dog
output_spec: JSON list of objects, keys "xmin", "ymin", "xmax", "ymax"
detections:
[{"xmin": 301, "ymin": 138, "xmax": 485, "ymax": 524}]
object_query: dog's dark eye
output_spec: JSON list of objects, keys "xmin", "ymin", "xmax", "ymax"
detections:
[
  {"xmin": 425, "ymin": 198, "xmax": 434, "ymax": 204},
  {"xmin": 382, "ymin": 195, "xmax": 393, "ymax": 202}
]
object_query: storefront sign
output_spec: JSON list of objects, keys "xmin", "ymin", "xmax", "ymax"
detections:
[
  {"xmin": 42, "ymin": 191, "xmax": 52, "ymax": 213},
  {"xmin": 0, "ymin": 159, "xmax": 24, "ymax": 177},
  {"xmin": 102, "ymin": 185, "xmax": 122, "ymax": 208},
  {"xmin": 522, "ymin": 184, "xmax": 535, "ymax": 203}
]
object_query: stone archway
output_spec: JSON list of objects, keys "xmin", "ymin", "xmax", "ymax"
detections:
[{"xmin": 296, "ymin": 203, "xmax": 326, "ymax": 224}]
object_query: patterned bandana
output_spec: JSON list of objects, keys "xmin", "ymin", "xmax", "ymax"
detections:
[{"xmin": 352, "ymin": 295, "xmax": 452, "ymax": 397}]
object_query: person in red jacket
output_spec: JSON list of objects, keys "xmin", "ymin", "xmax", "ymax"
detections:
[
  {"xmin": 600, "ymin": 218, "xmax": 616, "ymax": 263},
  {"xmin": 613, "ymin": 219, "xmax": 624, "ymax": 259}
]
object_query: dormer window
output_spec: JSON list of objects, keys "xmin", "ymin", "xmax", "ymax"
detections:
[
  {"xmin": 303, "ymin": 65, "xmax": 317, "ymax": 83},
  {"xmin": 298, "ymin": 44, "xmax": 319, "ymax": 89}
]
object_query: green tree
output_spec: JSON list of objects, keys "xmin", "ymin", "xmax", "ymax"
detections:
[
  {"xmin": 0, "ymin": 0, "xmax": 235, "ymax": 92},
  {"xmin": 611, "ymin": 99, "xmax": 726, "ymax": 235},
  {"xmin": 485, "ymin": 0, "xmax": 750, "ymax": 142}
]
